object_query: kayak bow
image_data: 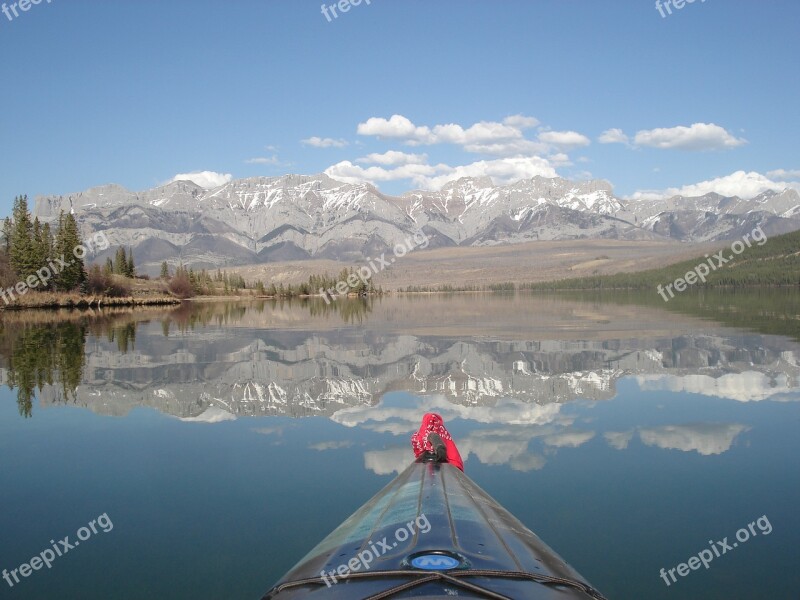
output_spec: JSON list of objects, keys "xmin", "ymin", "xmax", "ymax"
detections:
[{"xmin": 262, "ymin": 458, "xmax": 607, "ymax": 599}]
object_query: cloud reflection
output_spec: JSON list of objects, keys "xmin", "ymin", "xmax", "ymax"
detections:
[
  {"xmin": 635, "ymin": 372, "xmax": 799, "ymax": 403},
  {"xmin": 638, "ymin": 423, "xmax": 750, "ymax": 455}
]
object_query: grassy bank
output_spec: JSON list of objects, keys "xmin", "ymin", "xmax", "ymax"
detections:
[
  {"xmin": 1, "ymin": 291, "xmax": 181, "ymax": 310},
  {"xmin": 526, "ymin": 229, "xmax": 800, "ymax": 291}
]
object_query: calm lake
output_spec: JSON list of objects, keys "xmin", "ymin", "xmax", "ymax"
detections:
[{"xmin": 1, "ymin": 292, "xmax": 799, "ymax": 599}]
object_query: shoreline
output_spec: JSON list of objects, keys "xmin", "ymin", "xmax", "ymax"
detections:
[{"xmin": 0, "ymin": 295, "xmax": 182, "ymax": 311}]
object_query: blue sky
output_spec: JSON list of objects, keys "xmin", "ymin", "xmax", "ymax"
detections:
[{"xmin": 1, "ymin": 0, "xmax": 798, "ymax": 214}]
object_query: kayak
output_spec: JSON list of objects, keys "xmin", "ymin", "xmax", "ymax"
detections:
[{"xmin": 261, "ymin": 458, "xmax": 607, "ymax": 599}]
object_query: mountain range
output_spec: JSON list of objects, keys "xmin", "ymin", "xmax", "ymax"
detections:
[{"xmin": 32, "ymin": 174, "xmax": 800, "ymax": 275}]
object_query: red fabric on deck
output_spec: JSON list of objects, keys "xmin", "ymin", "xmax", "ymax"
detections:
[{"xmin": 410, "ymin": 412, "xmax": 464, "ymax": 471}]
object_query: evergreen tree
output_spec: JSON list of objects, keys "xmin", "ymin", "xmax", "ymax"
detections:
[
  {"xmin": 54, "ymin": 212, "xmax": 86, "ymax": 290},
  {"xmin": 126, "ymin": 247, "xmax": 135, "ymax": 278},
  {"xmin": 31, "ymin": 218, "xmax": 46, "ymax": 278},
  {"xmin": 160, "ymin": 261, "xmax": 170, "ymax": 279},
  {"xmin": 2, "ymin": 217, "xmax": 12, "ymax": 252},
  {"xmin": 114, "ymin": 247, "xmax": 127, "ymax": 275},
  {"xmin": 10, "ymin": 196, "xmax": 36, "ymax": 280},
  {"xmin": 41, "ymin": 222, "xmax": 54, "ymax": 262}
]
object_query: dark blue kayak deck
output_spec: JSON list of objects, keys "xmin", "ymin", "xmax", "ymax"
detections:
[{"xmin": 263, "ymin": 460, "xmax": 606, "ymax": 599}]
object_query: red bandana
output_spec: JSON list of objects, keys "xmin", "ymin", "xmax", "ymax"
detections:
[{"xmin": 411, "ymin": 413, "xmax": 464, "ymax": 471}]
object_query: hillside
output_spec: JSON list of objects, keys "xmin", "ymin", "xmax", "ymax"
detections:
[{"xmin": 530, "ymin": 228, "xmax": 800, "ymax": 291}]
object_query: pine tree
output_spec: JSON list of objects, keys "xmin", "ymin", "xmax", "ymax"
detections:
[
  {"xmin": 114, "ymin": 247, "xmax": 127, "ymax": 275},
  {"xmin": 2, "ymin": 217, "xmax": 12, "ymax": 252},
  {"xmin": 54, "ymin": 212, "xmax": 86, "ymax": 291},
  {"xmin": 10, "ymin": 196, "xmax": 36, "ymax": 280},
  {"xmin": 126, "ymin": 248, "xmax": 135, "ymax": 278},
  {"xmin": 31, "ymin": 218, "xmax": 47, "ymax": 279},
  {"xmin": 41, "ymin": 222, "xmax": 54, "ymax": 263},
  {"xmin": 160, "ymin": 261, "xmax": 170, "ymax": 279}
]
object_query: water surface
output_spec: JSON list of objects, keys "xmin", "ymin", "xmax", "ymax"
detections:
[{"xmin": 1, "ymin": 293, "xmax": 798, "ymax": 599}]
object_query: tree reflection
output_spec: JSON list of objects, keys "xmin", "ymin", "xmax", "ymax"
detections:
[
  {"xmin": 3, "ymin": 321, "xmax": 86, "ymax": 417},
  {"xmin": 0, "ymin": 308, "xmax": 156, "ymax": 418}
]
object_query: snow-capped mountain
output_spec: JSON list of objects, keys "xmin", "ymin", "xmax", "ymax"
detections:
[{"xmin": 32, "ymin": 174, "xmax": 800, "ymax": 273}]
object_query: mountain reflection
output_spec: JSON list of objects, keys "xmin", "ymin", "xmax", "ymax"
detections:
[{"xmin": 0, "ymin": 294, "xmax": 797, "ymax": 468}]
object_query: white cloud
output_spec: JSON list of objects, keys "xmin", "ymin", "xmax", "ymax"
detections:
[
  {"xmin": 628, "ymin": 170, "xmax": 799, "ymax": 201},
  {"xmin": 171, "ymin": 171, "xmax": 232, "ymax": 189},
  {"xmin": 356, "ymin": 150, "xmax": 428, "ymax": 166},
  {"xmin": 301, "ymin": 136, "xmax": 349, "ymax": 148},
  {"xmin": 326, "ymin": 155, "xmax": 557, "ymax": 191},
  {"xmin": 433, "ymin": 121, "xmax": 523, "ymax": 145},
  {"xmin": 633, "ymin": 123, "xmax": 746, "ymax": 151},
  {"xmin": 325, "ymin": 160, "xmax": 441, "ymax": 185},
  {"xmin": 356, "ymin": 114, "xmax": 536, "ymax": 150},
  {"xmin": 503, "ymin": 114, "xmax": 540, "ymax": 129},
  {"xmin": 598, "ymin": 128, "xmax": 630, "ymax": 145},
  {"xmin": 627, "ymin": 190, "xmax": 673, "ymax": 201},
  {"xmin": 767, "ymin": 168, "xmax": 800, "ymax": 181},
  {"xmin": 463, "ymin": 139, "xmax": 550, "ymax": 157},
  {"xmin": 538, "ymin": 130, "xmax": 591, "ymax": 150},
  {"xmin": 357, "ymin": 115, "xmax": 435, "ymax": 143},
  {"xmin": 422, "ymin": 156, "xmax": 557, "ymax": 190},
  {"xmin": 246, "ymin": 156, "xmax": 280, "ymax": 165},
  {"xmin": 346, "ymin": 114, "xmax": 586, "ymax": 184},
  {"xmin": 547, "ymin": 152, "xmax": 573, "ymax": 167},
  {"xmin": 669, "ymin": 171, "xmax": 780, "ymax": 198}
]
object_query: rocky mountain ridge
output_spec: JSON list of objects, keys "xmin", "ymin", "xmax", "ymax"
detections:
[{"xmin": 32, "ymin": 174, "xmax": 800, "ymax": 273}]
